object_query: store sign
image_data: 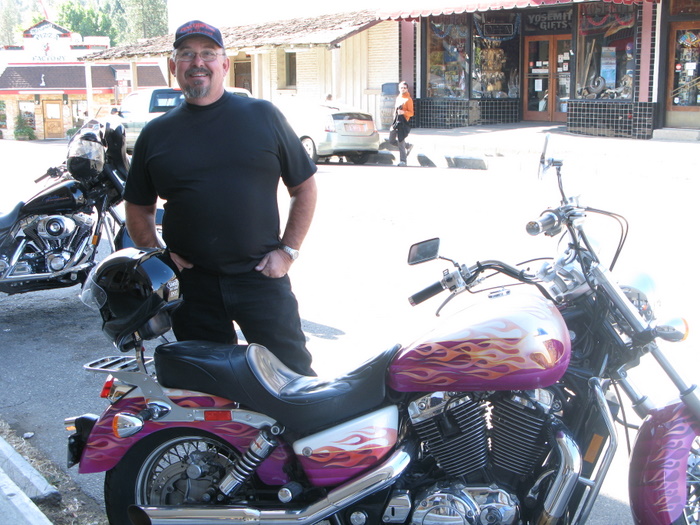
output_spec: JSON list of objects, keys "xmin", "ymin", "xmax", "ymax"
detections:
[{"xmin": 524, "ymin": 9, "xmax": 573, "ymax": 33}]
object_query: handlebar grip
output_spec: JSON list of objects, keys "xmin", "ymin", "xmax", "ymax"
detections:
[
  {"xmin": 409, "ymin": 281, "xmax": 445, "ymax": 306},
  {"xmin": 526, "ymin": 210, "xmax": 560, "ymax": 236}
]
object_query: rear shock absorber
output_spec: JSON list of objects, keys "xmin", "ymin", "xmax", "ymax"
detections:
[{"xmin": 218, "ymin": 425, "xmax": 282, "ymax": 497}]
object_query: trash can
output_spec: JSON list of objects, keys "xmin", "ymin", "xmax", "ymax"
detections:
[{"xmin": 380, "ymin": 82, "xmax": 399, "ymax": 130}]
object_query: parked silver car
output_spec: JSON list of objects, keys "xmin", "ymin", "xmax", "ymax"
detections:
[{"xmin": 281, "ymin": 103, "xmax": 380, "ymax": 165}]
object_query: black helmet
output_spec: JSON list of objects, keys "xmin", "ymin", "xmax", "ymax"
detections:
[
  {"xmin": 66, "ymin": 120, "xmax": 105, "ymax": 186},
  {"xmin": 81, "ymin": 248, "xmax": 181, "ymax": 351}
]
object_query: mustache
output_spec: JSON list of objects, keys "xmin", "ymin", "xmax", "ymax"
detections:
[{"xmin": 185, "ymin": 67, "xmax": 210, "ymax": 77}]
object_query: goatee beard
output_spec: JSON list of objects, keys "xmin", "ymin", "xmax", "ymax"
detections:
[{"xmin": 183, "ymin": 84, "xmax": 210, "ymax": 99}]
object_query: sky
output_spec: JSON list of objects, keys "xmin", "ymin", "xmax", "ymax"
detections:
[{"xmin": 167, "ymin": 0, "xmax": 390, "ymax": 31}]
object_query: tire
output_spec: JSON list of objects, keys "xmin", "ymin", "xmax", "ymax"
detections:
[
  {"xmin": 104, "ymin": 428, "xmax": 240, "ymax": 525},
  {"xmin": 347, "ymin": 152, "xmax": 370, "ymax": 165},
  {"xmin": 685, "ymin": 436, "xmax": 700, "ymax": 524},
  {"xmin": 301, "ymin": 137, "xmax": 318, "ymax": 163}
]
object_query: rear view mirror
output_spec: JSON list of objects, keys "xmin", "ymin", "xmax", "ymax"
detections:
[{"xmin": 408, "ymin": 238, "xmax": 440, "ymax": 265}]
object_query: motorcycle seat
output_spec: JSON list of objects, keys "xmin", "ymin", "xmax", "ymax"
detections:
[
  {"xmin": 154, "ymin": 341, "xmax": 401, "ymax": 434},
  {"xmin": 0, "ymin": 201, "xmax": 24, "ymax": 235}
]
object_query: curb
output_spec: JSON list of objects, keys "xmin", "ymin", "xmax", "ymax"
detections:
[
  {"xmin": 0, "ymin": 436, "xmax": 56, "ymax": 525},
  {"xmin": 0, "ymin": 468, "xmax": 53, "ymax": 525}
]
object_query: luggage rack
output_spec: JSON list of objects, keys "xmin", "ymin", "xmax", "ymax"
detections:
[{"xmin": 84, "ymin": 355, "xmax": 153, "ymax": 374}]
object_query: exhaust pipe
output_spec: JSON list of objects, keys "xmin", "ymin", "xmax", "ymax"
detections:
[
  {"xmin": 535, "ymin": 421, "xmax": 582, "ymax": 525},
  {"xmin": 128, "ymin": 443, "xmax": 414, "ymax": 525}
]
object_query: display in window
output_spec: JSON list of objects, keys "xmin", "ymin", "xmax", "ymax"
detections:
[
  {"xmin": 426, "ymin": 15, "xmax": 470, "ymax": 98},
  {"xmin": 671, "ymin": 29, "xmax": 700, "ymax": 106},
  {"xmin": 576, "ymin": 4, "xmax": 635, "ymax": 100},
  {"xmin": 473, "ymin": 13, "xmax": 520, "ymax": 99}
]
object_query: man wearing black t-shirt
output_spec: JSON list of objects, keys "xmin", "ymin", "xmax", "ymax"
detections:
[{"xmin": 124, "ymin": 20, "xmax": 318, "ymax": 376}]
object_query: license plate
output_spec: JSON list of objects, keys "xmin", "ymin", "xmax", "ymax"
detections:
[{"xmin": 344, "ymin": 123, "xmax": 365, "ymax": 132}]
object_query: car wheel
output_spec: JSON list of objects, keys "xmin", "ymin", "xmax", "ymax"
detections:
[
  {"xmin": 301, "ymin": 137, "xmax": 318, "ymax": 163},
  {"xmin": 347, "ymin": 152, "xmax": 370, "ymax": 165}
]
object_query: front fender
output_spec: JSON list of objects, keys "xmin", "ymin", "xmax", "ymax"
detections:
[
  {"xmin": 78, "ymin": 395, "xmax": 292, "ymax": 485},
  {"xmin": 629, "ymin": 401, "xmax": 700, "ymax": 525}
]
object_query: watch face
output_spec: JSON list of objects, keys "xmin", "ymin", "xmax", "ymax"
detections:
[{"xmin": 282, "ymin": 245, "xmax": 298, "ymax": 260}]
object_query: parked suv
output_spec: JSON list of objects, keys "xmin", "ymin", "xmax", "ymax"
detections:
[{"xmin": 120, "ymin": 87, "xmax": 251, "ymax": 152}]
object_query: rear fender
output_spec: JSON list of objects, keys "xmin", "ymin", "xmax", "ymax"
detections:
[
  {"xmin": 629, "ymin": 401, "xmax": 700, "ymax": 525},
  {"xmin": 78, "ymin": 393, "xmax": 292, "ymax": 485}
]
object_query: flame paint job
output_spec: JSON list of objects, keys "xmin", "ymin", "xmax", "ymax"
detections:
[
  {"xmin": 293, "ymin": 406, "xmax": 398, "ymax": 486},
  {"xmin": 388, "ymin": 293, "xmax": 571, "ymax": 392},
  {"xmin": 79, "ymin": 394, "xmax": 292, "ymax": 485},
  {"xmin": 629, "ymin": 401, "xmax": 700, "ymax": 525}
]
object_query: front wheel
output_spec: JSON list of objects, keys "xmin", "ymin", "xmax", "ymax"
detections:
[
  {"xmin": 685, "ymin": 436, "xmax": 700, "ymax": 523},
  {"xmin": 104, "ymin": 429, "xmax": 240, "ymax": 525}
]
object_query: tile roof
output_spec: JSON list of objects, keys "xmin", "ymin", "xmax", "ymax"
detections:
[
  {"xmin": 82, "ymin": 10, "xmax": 380, "ymax": 61},
  {"xmin": 0, "ymin": 64, "xmax": 166, "ymax": 90}
]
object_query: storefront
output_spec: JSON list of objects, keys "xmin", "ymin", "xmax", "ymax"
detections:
[
  {"xmin": 381, "ymin": 0, "xmax": 677, "ymax": 139},
  {"xmin": 663, "ymin": 0, "xmax": 700, "ymax": 128}
]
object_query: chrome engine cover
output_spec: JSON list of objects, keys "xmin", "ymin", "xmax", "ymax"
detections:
[
  {"xmin": 37, "ymin": 215, "xmax": 77, "ymax": 240},
  {"xmin": 411, "ymin": 483, "xmax": 519, "ymax": 525}
]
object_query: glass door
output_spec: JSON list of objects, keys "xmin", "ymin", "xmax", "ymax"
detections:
[
  {"xmin": 524, "ymin": 35, "xmax": 571, "ymax": 122},
  {"xmin": 666, "ymin": 22, "xmax": 700, "ymax": 128}
]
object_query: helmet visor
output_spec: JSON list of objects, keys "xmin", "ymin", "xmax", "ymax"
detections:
[{"xmin": 80, "ymin": 271, "xmax": 108, "ymax": 311}]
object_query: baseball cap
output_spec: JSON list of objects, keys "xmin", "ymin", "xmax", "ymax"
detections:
[{"xmin": 173, "ymin": 20, "xmax": 224, "ymax": 49}]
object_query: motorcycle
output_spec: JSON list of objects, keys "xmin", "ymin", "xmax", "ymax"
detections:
[
  {"xmin": 0, "ymin": 119, "xmax": 133, "ymax": 295},
  {"xmin": 66, "ymin": 137, "xmax": 699, "ymax": 525}
]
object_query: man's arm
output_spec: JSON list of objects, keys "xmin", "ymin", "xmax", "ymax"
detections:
[
  {"xmin": 281, "ymin": 174, "xmax": 318, "ymax": 251},
  {"xmin": 125, "ymin": 201, "xmax": 161, "ymax": 248},
  {"xmin": 255, "ymin": 175, "xmax": 317, "ymax": 278}
]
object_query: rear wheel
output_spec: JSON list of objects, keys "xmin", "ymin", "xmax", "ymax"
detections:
[
  {"xmin": 347, "ymin": 152, "xmax": 370, "ymax": 165},
  {"xmin": 301, "ymin": 137, "xmax": 318, "ymax": 162},
  {"xmin": 104, "ymin": 429, "xmax": 240, "ymax": 525},
  {"xmin": 685, "ymin": 436, "xmax": 700, "ymax": 523}
]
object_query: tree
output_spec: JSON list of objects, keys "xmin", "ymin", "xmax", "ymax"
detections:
[
  {"xmin": 0, "ymin": 0, "xmax": 22, "ymax": 46},
  {"xmin": 56, "ymin": 0, "xmax": 116, "ymax": 43},
  {"xmin": 123, "ymin": 0, "xmax": 167, "ymax": 43}
]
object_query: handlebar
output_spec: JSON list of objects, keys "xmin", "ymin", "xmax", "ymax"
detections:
[
  {"xmin": 527, "ymin": 210, "xmax": 561, "ymax": 236},
  {"xmin": 409, "ymin": 281, "xmax": 446, "ymax": 306}
]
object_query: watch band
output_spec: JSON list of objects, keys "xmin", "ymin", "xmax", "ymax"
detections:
[{"xmin": 279, "ymin": 244, "xmax": 299, "ymax": 261}]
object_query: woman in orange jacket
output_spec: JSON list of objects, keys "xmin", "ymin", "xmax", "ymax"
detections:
[{"xmin": 393, "ymin": 81, "xmax": 414, "ymax": 166}]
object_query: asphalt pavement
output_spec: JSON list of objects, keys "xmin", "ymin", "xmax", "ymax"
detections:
[{"xmin": 1, "ymin": 122, "xmax": 698, "ymax": 524}]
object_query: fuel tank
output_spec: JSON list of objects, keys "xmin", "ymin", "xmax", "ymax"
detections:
[
  {"xmin": 388, "ymin": 292, "xmax": 571, "ymax": 392},
  {"xmin": 22, "ymin": 179, "xmax": 87, "ymax": 215}
]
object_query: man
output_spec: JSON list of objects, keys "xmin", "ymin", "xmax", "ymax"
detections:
[{"xmin": 124, "ymin": 20, "xmax": 318, "ymax": 375}]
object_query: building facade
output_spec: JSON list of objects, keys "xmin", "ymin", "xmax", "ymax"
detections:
[
  {"xmin": 0, "ymin": 20, "xmax": 166, "ymax": 140},
  {"xmin": 382, "ymin": 0, "xmax": 700, "ymax": 138}
]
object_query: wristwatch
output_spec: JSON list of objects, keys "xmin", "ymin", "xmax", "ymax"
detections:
[{"xmin": 279, "ymin": 244, "xmax": 299, "ymax": 261}]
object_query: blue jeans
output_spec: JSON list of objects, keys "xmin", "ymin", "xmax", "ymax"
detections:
[{"xmin": 171, "ymin": 267, "xmax": 314, "ymax": 375}]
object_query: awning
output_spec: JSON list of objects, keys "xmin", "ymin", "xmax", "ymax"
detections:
[{"xmin": 379, "ymin": 0, "xmax": 654, "ymax": 19}]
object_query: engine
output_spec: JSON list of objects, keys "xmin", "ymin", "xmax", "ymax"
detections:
[
  {"xmin": 0, "ymin": 214, "xmax": 94, "ymax": 278},
  {"xmin": 404, "ymin": 390, "xmax": 557, "ymax": 525}
]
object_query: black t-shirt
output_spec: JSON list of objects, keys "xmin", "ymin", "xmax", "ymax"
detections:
[{"xmin": 124, "ymin": 92, "xmax": 316, "ymax": 274}]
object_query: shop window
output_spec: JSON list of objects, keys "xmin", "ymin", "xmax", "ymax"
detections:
[
  {"xmin": 670, "ymin": 28, "xmax": 700, "ymax": 107},
  {"xmin": 426, "ymin": 14, "xmax": 470, "ymax": 98},
  {"xmin": 286, "ymin": 53, "xmax": 297, "ymax": 88},
  {"xmin": 18, "ymin": 101, "xmax": 36, "ymax": 129},
  {"xmin": 0, "ymin": 101, "xmax": 6, "ymax": 128},
  {"xmin": 576, "ymin": 3, "xmax": 636, "ymax": 100},
  {"xmin": 472, "ymin": 12, "xmax": 521, "ymax": 98}
]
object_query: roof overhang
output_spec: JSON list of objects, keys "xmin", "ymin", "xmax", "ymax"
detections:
[{"xmin": 379, "ymin": 0, "xmax": 655, "ymax": 20}]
